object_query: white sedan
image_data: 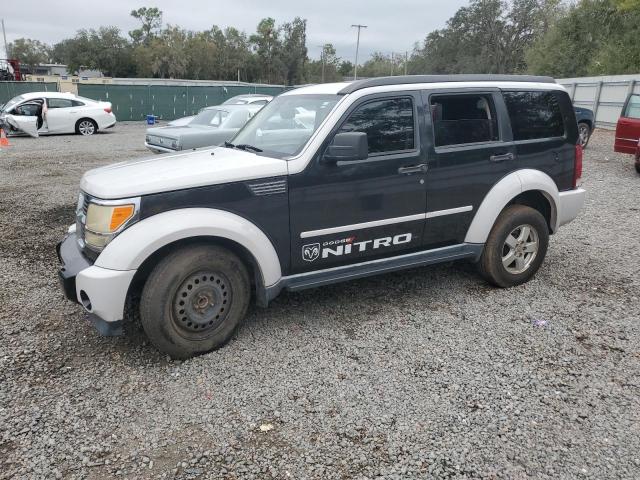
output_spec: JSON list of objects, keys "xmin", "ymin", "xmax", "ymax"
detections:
[{"xmin": 0, "ymin": 91, "xmax": 116, "ymax": 137}]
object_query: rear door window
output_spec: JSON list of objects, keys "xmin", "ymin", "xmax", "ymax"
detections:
[
  {"xmin": 430, "ymin": 94, "xmax": 499, "ymax": 147},
  {"xmin": 503, "ymin": 91, "xmax": 565, "ymax": 140},
  {"xmin": 624, "ymin": 94, "xmax": 640, "ymax": 119},
  {"xmin": 47, "ymin": 98, "xmax": 74, "ymax": 109}
]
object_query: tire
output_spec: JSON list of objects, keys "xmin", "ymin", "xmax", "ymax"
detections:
[
  {"xmin": 477, "ymin": 205, "xmax": 549, "ymax": 288},
  {"xmin": 76, "ymin": 118, "xmax": 97, "ymax": 136},
  {"xmin": 140, "ymin": 244, "xmax": 250, "ymax": 359},
  {"xmin": 635, "ymin": 162, "xmax": 640, "ymax": 175},
  {"xmin": 577, "ymin": 122, "xmax": 591, "ymax": 148}
]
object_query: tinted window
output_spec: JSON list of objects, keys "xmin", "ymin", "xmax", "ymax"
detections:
[
  {"xmin": 338, "ymin": 97, "xmax": 415, "ymax": 154},
  {"xmin": 624, "ymin": 94, "xmax": 640, "ymax": 119},
  {"xmin": 71, "ymin": 100, "xmax": 85, "ymax": 107},
  {"xmin": 251, "ymin": 100, "xmax": 268, "ymax": 106},
  {"xmin": 430, "ymin": 94, "xmax": 499, "ymax": 147},
  {"xmin": 48, "ymin": 98, "xmax": 74, "ymax": 109},
  {"xmin": 503, "ymin": 91, "xmax": 565, "ymax": 140}
]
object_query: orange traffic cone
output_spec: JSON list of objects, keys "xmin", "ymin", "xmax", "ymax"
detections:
[{"xmin": 0, "ymin": 128, "xmax": 10, "ymax": 147}]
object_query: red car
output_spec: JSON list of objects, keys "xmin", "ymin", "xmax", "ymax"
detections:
[{"xmin": 615, "ymin": 93, "xmax": 640, "ymax": 173}]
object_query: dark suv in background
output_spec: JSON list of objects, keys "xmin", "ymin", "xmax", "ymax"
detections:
[{"xmin": 574, "ymin": 106, "xmax": 594, "ymax": 148}]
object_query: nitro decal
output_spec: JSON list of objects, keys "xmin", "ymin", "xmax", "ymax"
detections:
[{"xmin": 301, "ymin": 234, "xmax": 412, "ymax": 262}]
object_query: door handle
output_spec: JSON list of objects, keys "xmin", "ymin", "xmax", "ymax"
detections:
[
  {"xmin": 489, "ymin": 153, "xmax": 514, "ymax": 162},
  {"xmin": 398, "ymin": 164, "xmax": 428, "ymax": 174}
]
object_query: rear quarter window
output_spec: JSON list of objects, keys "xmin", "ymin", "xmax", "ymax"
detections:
[{"xmin": 503, "ymin": 91, "xmax": 565, "ymax": 141}]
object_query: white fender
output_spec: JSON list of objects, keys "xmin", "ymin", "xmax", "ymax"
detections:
[
  {"xmin": 464, "ymin": 169, "xmax": 560, "ymax": 244},
  {"xmin": 95, "ymin": 208, "xmax": 282, "ymax": 286}
]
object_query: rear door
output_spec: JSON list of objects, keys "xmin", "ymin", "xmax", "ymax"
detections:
[
  {"xmin": 45, "ymin": 98, "xmax": 76, "ymax": 133},
  {"xmin": 615, "ymin": 94, "xmax": 640, "ymax": 154},
  {"xmin": 422, "ymin": 89, "xmax": 514, "ymax": 248}
]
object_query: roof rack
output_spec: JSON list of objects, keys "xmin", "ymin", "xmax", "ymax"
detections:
[{"xmin": 337, "ymin": 74, "xmax": 556, "ymax": 95}]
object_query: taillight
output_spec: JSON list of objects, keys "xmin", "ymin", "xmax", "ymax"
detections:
[
  {"xmin": 104, "ymin": 107, "xmax": 112, "ymax": 113},
  {"xmin": 573, "ymin": 144, "xmax": 583, "ymax": 188}
]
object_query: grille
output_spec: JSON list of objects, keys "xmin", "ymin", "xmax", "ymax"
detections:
[
  {"xmin": 76, "ymin": 193, "xmax": 89, "ymax": 246},
  {"xmin": 247, "ymin": 179, "xmax": 287, "ymax": 196}
]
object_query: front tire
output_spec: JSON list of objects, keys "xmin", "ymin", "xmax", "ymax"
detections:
[
  {"xmin": 140, "ymin": 245, "xmax": 250, "ymax": 359},
  {"xmin": 477, "ymin": 205, "xmax": 549, "ymax": 288},
  {"xmin": 76, "ymin": 118, "xmax": 97, "ymax": 136}
]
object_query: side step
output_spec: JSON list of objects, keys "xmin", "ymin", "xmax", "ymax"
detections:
[{"xmin": 273, "ymin": 243, "xmax": 483, "ymax": 298}]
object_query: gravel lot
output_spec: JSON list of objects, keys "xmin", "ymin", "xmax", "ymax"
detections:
[{"xmin": 1, "ymin": 123, "xmax": 639, "ymax": 479}]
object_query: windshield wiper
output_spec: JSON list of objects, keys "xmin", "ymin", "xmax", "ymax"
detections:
[
  {"xmin": 235, "ymin": 144, "xmax": 263, "ymax": 152},
  {"xmin": 223, "ymin": 141, "xmax": 263, "ymax": 153}
]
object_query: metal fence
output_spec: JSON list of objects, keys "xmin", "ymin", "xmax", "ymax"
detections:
[
  {"xmin": 559, "ymin": 74, "xmax": 640, "ymax": 129},
  {"xmin": 77, "ymin": 83, "xmax": 287, "ymax": 121},
  {"xmin": 0, "ymin": 81, "xmax": 58, "ymax": 104}
]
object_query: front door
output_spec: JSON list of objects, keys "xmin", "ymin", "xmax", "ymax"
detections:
[
  {"xmin": 288, "ymin": 92, "xmax": 428, "ymax": 274},
  {"xmin": 422, "ymin": 90, "xmax": 514, "ymax": 247}
]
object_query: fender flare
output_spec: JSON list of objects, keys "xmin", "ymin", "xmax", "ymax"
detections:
[
  {"xmin": 95, "ymin": 208, "xmax": 282, "ymax": 286},
  {"xmin": 464, "ymin": 169, "xmax": 560, "ymax": 244}
]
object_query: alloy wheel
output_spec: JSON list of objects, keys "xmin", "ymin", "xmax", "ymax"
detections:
[{"xmin": 502, "ymin": 224, "xmax": 539, "ymax": 275}]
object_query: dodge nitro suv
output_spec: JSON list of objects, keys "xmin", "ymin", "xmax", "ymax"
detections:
[{"xmin": 58, "ymin": 75, "xmax": 586, "ymax": 359}]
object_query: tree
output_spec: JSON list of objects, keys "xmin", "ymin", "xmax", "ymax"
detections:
[
  {"xmin": 250, "ymin": 18, "xmax": 282, "ymax": 84},
  {"xmin": 7, "ymin": 38, "xmax": 51, "ymax": 72},
  {"xmin": 526, "ymin": 0, "xmax": 640, "ymax": 77},
  {"xmin": 408, "ymin": 0, "xmax": 561, "ymax": 75},
  {"xmin": 129, "ymin": 7, "xmax": 163, "ymax": 45},
  {"xmin": 280, "ymin": 17, "xmax": 308, "ymax": 85}
]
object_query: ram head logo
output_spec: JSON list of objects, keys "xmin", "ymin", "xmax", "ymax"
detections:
[{"xmin": 302, "ymin": 243, "xmax": 321, "ymax": 262}]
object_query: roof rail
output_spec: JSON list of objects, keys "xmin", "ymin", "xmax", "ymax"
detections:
[{"xmin": 337, "ymin": 74, "xmax": 556, "ymax": 95}]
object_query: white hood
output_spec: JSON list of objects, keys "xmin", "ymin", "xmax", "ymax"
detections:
[{"xmin": 81, "ymin": 147, "xmax": 288, "ymax": 199}]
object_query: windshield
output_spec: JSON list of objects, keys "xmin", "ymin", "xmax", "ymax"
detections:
[
  {"xmin": 190, "ymin": 108, "xmax": 229, "ymax": 127},
  {"xmin": 1, "ymin": 95, "xmax": 24, "ymax": 113},
  {"xmin": 231, "ymin": 94, "xmax": 340, "ymax": 158}
]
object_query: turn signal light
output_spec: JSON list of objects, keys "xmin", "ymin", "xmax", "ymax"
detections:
[{"xmin": 109, "ymin": 205, "xmax": 135, "ymax": 231}]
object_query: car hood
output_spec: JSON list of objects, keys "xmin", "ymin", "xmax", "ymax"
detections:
[
  {"xmin": 81, "ymin": 147, "xmax": 288, "ymax": 199},
  {"xmin": 146, "ymin": 125, "xmax": 213, "ymax": 139}
]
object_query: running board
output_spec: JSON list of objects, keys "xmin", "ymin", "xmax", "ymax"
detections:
[{"xmin": 262, "ymin": 243, "xmax": 483, "ymax": 303}]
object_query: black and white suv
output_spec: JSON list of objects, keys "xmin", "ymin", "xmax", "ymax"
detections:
[{"xmin": 58, "ymin": 75, "xmax": 586, "ymax": 359}]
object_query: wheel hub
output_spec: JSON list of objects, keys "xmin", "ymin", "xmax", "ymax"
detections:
[
  {"xmin": 172, "ymin": 272, "xmax": 230, "ymax": 334},
  {"xmin": 502, "ymin": 224, "xmax": 539, "ymax": 275}
]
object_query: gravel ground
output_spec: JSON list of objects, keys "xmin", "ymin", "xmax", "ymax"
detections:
[{"xmin": 1, "ymin": 123, "xmax": 639, "ymax": 479}]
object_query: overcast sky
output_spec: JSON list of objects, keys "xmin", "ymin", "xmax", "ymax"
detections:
[{"xmin": 2, "ymin": 0, "xmax": 468, "ymax": 62}]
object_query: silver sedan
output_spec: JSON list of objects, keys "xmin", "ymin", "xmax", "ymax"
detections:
[{"xmin": 145, "ymin": 104, "xmax": 262, "ymax": 153}]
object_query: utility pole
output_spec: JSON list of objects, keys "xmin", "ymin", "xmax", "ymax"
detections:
[
  {"xmin": 404, "ymin": 51, "xmax": 408, "ymax": 75},
  {"xmin": 317, "ymin": 45, "xmax": 326, "ymax": 83},
  {"xmin": 351, "ymin": 24, "xmax": 367, "ymax": 80},
  {"xmin": 1, "ymin": 20, "xmax": 8, "ymax": 59}
]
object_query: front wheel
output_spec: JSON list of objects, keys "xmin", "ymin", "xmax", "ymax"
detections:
[
  {"xmin": 477, "ymin": 205, "xmax": 549, "ymax": 288},
  {"xmin": 140, "ymin": 245, "xmax": 250, "ymax": 359}
]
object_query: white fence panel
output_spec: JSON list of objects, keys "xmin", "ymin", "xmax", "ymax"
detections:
[{"xmin": 559, "ymin": 74, "xmax": 640, "ymax": 129}]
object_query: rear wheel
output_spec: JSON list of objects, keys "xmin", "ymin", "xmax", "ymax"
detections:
[
  {"xmin": 140, "ymin": 245, "xmax": 250, "ymax": 359},
  {"xmin": 477, "ymin": 205, "xmax": 549, "ymax": 288},
  {"xmin": 76, "ymin": 118, "xmax": 97, "ymax": 136},
  {"xmin": 577, "ymin": 122, "xmax": 591, "ymax": 148}
]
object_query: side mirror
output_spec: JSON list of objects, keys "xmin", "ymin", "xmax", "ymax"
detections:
[{"xmin": 322, "ymin": 132, "xmax": 369, "ymax": 163}]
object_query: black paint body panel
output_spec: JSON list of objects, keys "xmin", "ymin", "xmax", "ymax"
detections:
[{"xmin": 139, "ymin": 178, "xmax": 291, "ymax": 273}]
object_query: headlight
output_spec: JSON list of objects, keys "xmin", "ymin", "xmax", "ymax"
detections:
[
  {"xmin": 84, "ymin": 197, "xmax": 140, "ymax": 250},
  {"xmin": 171, "ymin": 140, "xmax": 179, "ymax": 150}
]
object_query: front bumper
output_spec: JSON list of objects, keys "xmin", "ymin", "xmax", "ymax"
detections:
[{"xmin": 57, "ymin": 232, "xmax": 136, "ymax": 336}]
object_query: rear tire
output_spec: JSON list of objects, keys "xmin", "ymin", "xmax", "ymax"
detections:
[
  {"xmin": 477, "ymin": 205, "xmax": 549, "ymax": 288},
  {"xmin": 76, "ymin": 118, "xmax": 97, "ymax": 136},
  {"xmin": 577, "ymin": 122, "xmax": 591, "ymax": 148},
  {"xmin": 140, "ymin": 245, "xmax": 250, "ymax": 359}
]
